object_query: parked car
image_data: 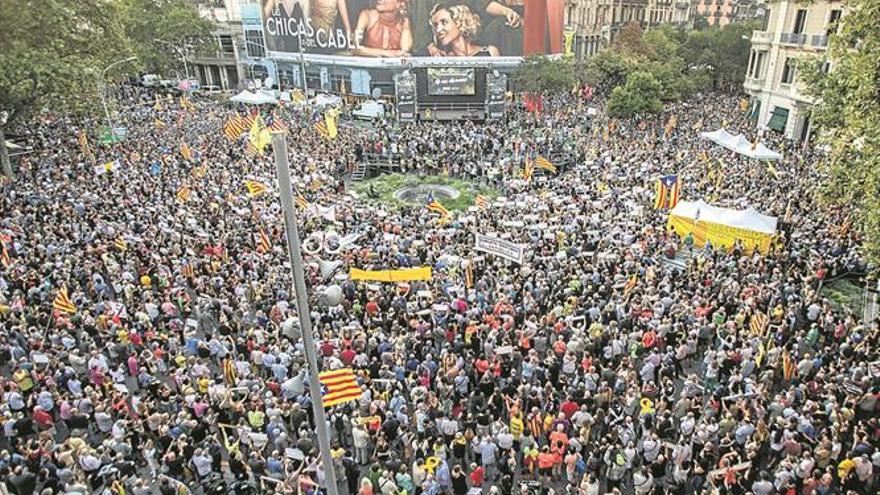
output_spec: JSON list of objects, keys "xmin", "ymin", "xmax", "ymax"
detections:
[{"xmin": 352, "ymin": 100, "xmax": 386, "ymax": 120}]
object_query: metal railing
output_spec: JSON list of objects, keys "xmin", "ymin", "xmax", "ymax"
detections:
[
  {"xmin": 810, "ymin": 34, "xmax": 829, "ymax": 48},
  {"xmin": 780, "ymin": 32, "xmax": 807, "ymax": 45},
  {"xmin": 751, "ymin": 31, "xmax": 773, "ymax": 44}
]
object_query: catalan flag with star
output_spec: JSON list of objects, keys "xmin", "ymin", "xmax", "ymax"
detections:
[
  {"xmin": 0, "ymin": 236, "xmax": 11, "ymax": 269},
  {"xmin": 53, "ymin": 287, "xmax": 77, "ymax": 314},
  {"xmin": 623, "ymin": 274, "xmax": 638, "ymax": 299},
  {"xmin": 522, "ymin": 155, "xmax": 534, "ymax": 182},
  {"xmin": 318, "ymin": 368, "xmax": 363, "ymax": 408},
  {"xmin": 654, "ymin": 174, "xmax": 681, "ymax": 210}
]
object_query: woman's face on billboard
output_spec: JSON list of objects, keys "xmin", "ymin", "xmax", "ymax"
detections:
[
  {"xmin": 375, "ymin": 0, "xmax": 400, "ymax": 13},
  {"xmin": 430, "ymin": 9, "xmax": 459, "ymax": 46}
]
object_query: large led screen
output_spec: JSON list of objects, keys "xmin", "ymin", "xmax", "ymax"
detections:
[
  {"xmin": 427, "ymin": 67, "xmax": 475, "ymax": 95},
  {"xmin": 261, "ymin": 0, "xmax": 564, "ymax": 58}
]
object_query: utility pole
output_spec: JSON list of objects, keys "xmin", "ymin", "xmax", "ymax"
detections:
[{"xmin": 271, "ymin": 132, "xmax": 339, "ymax": 495}]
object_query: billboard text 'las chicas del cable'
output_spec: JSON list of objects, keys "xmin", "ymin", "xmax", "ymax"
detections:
[{"xmin": 261, "ymin": 0, "xmax": 565, "ymax": 58}]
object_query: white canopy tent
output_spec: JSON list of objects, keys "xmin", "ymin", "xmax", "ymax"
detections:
[
  {"xmin": 700, "ymin": 128, "xmax": 783, "ymax": 161},
  {"xmin": 670, "ymin": 200, "xmax": 778, "ymax": 234},
  {"xmin": 229, "ymin": 90, "xmax": 277, "ymax": 105}
]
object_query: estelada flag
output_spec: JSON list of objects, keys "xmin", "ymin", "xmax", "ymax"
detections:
[
  {"xmin": 318, "ymin": 368, "xmax": 363, "ymax": 407},
  {"xmin": 53, "ymin": 287, "xmax": 77, "ymax": 314},
  {"xmin": 653, "ymin": 174, "xmax": 681, "ymax": 210}
]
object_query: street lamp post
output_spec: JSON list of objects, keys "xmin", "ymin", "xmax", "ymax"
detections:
[
  {"xmin": 271, "ymin": 132, "xmax": 340, "ymax": 495},
  {"xmin": 154, "ymin": 39, "xmax": 191, "ymax": 80},
  {"xmin": 100, "ymin": 56, "xmax": 137, "ymax": 135},
  {"xmin": 298, "ymin": 32, "xmax": 308, "ymax": 93}
]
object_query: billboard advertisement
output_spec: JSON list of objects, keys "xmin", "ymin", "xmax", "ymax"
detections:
[{"xmin": 260, "ymin": 0, "xmax": 564, "ymax": 58}]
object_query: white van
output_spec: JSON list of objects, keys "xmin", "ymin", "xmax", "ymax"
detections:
[{"xmin": 352, "ymin": 100, "xmax": 385, "ymax": 120}]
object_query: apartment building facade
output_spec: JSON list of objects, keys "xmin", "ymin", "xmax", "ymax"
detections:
[
  {"xmin": 743, "ymin": 0, "xmax": 842, "ymax": 141},
  {"xmin": 564, "ymin": 0, "xmax": 692, "ymax": 60},
  {"xmin": 189, "ymin": 0, "xmax": 248, "ymax": 90}
]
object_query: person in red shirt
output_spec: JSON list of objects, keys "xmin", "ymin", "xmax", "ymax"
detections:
[
  {"xmin": 341, "ymin": 345, "xmax": 357, "ymax": 366},
  {"xmin": 537, "ymin": 446, "xmax": 555, "ymax": 484},
  {"xmin": 468, "ymin": 462, "xmax": 484, "ymax": 487},
  {"xmin": 32, "ymin": 406, "xmax": 53, "ymax": 430},
  {"xmin": 560, "ymin": 397, "xmax": 578, "ymax": 420}
]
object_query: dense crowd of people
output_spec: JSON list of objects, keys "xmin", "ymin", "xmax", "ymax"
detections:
[{"xmin": 0, "ymin": 85, "xmax": 877, "ymax": 495}]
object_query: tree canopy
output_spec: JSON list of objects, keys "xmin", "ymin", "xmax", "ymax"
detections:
[
  {"xmin": 800, "ymin": 0, "xmax": 880, "ymax": 262},
  {"xmin": 0, "ymin": 0, "xmax": 214, "ymax": 177}
]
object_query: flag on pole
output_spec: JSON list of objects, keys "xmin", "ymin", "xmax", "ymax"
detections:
[
  {"xmin": 192, "ymin": 164, "xmax": 208, "ymax": 179},
  {"xmin": 426, "ymin": 199, "xmax": 452, "ymax": 219},
  {"xmin": 318, "ymin": 368, "xmax": 363, "ymax": 407},
  {"xmin": 114, "ymin": 236, "xmax": 127, "ymax": 252},
  {"xmin": 179, "ymin": 96, "xmax": 196, "ymax": 112},
  {"xmin": 180, "ymin": 142, "xmax": 193, "ymax": 161},
  {"xmin": 181, "ymin": 263, "xmax": 195, "ymax": 279},
  {"xmin": 781, "ymin": 350, "xmax": 795, "ymax": 381},
  {"xmin": 222, "ymin": 357, "xmax": 237, "ymax": 385},
  {"xmin": 223, "ymin": 114, "xmax": 247, "ymax": 141},
  {"xmin": 53, "ymin": 287, "xmax": 77, "ymax": 314},
  {"xmin": 313, "ymin": 109, "xmax": 339, "ymax": 140},
  {"xmin": 465, "ymin": 260, "xmax": 474, "ymax": 288},
  {"xmin": 295, "ymin": 194, "xmax": 310, "ymax": 209},
  {"xmin": 750, "ymin": 312, "xmax": 769, "ymax": 335},
  {"xmin": 653, "ymin": 174, "xmax": 681, "ymax": 209},
  {"xmin": 0, "ymin": 236, "xmax": 11, "ymax": 269},
  {"xmin": 534, "ymin": 156, "xmax": 557, "ymax": 174},
  {"xmin": 154, "ymin": 118, "xmax": 166, "ymax": 129},
  {"xmin": 522, "ymin": 155, "xmax": 534, "ymax": 181},
  {"xmin": 664, "ymin": 114, "xmax": 678, "ymax": 138},
  {"xmin": 247, "ymin": 115, "xmax": 272, "ymax": 156},
  {"xmin": 475, "ymin": 195, "xmax": 489, "ymax": 210},
  {"xmin": 256, "ymin": 229, "xmax": 271, "ymax": 253},
  {"xmin": 623, "ymin": 274, "xmax": 637, "ymax": 298},
  {"xmin": 245, "ymin": 180, "xmax": 270, "ymax": 198},
  {"xmin": 176, "ymin": 185, "xmax": 191, "ymax": 202},
  {"xmin": 268, "ymin": 115, "xmax": 288, "ymax": 133}
]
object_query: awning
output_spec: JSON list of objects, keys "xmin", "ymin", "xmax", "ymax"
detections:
[{"xmin": 767, "ymin": 107, "xmax": 789, "ymax": 132}]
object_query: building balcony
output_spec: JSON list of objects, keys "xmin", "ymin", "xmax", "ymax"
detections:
[
  {"xmin": 751, "ymin": 30, "xmax": 772, "ymax": 46},
  {"xmin": 780, "ymin": 32, "xmax": 808, "ymax": 46},
  {"xmin": 743, "ymin": 75, "xmax": 764, "ymax": 93},
  {"xmin": 809, "ymin": 34, "xmax": 829, "ymax": 49}
]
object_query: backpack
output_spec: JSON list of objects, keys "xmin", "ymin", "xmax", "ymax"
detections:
[{"xmin": 575, "ymin": 457, "xmax": 586, "ymax": 474}]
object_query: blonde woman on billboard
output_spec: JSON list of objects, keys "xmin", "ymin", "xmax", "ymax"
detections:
[
  {"xmin": 352, "ymin": 0, "xmax": 413, "ymax": 57},
  {"xmin": 426, "ymin": 3, "xmax": 499, "ymax": 56}
]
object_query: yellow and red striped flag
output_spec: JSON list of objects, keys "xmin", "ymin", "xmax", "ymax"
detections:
[
  {"xmin": 623, "ymin": 274, "xmax": 637, "ymax": 298},
  {"xmin": 426, "ymin": 200, "xmax": 451, "ymax": 219},
  {"xmin": 176, "ymin": 185, "xmax": 191, "ymax": 203},
  {"xmin": 245, "ymin": 180, "xmax": 270, "ymax": 198},
  {"xmin": 522, "ymin": 156, "xmax": 534, "ymax": 181},
  {"xmin": 222, "ymin": 357, "xmax": 237, "ymax": 385},
  {"xmin": 53, "ymin": 287, "xmax": 77, "ymax": 314},
  {"xmin": 654, "ymin": 174, "xmax": 681, "ymax": 210},
  {"xmin": 781, "ymin": 350, "xmax": 795, "ymax": 381},
  {"xmin": 295, "ymin": 194, "xmax": 310, "ymax": 209},
  {"xmin": 0, "ymin": 236, "xmax": 11, "ymax": 269},
  {"xmin": 192, "ymin": 164, "xmax": 208, "ymax": 179},
  {"xmin": 256, "ymin": 229, "xmax": 271, "ymax": 253},
  {"xmin": 154, "ymin": 118, "xmax": 166, "ymax": 129},
  {"xmin": 182, "ymin": 263, "xmax": 195, "ymax": 279},
  {"xmin": 465, "ymin": 261, "xmax": 474, "ymax": 289},
  {"xmin": 475, "ymin": 195, "xmax": 489, "ymax": 210},
  {"xmin": 534, "ymin": 156, "xmax": 557, "ymax": 174},
  {"xmin": 180, "ymin": 142, "xmax": 194, "ymax": 161},
  {"xmin": 318, "ymin": 368, "xmax": 363, "ymax": 407},
  {"xmin": 179, "ymin": 96, "xmax": 196, "ymax": 112},
  {"xmin": 223, "ymin": 115, "xmax": 247, "ymax": 141},
  {"xmin": 114, "ymin": 236, "xmax": 127, "ymax": 252},
  {"xmin": 750, "ymin": 312, "xmax": 769, "ymax": 335}
]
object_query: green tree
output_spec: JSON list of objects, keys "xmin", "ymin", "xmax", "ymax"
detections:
[
  {"xmin": 800, "ymin": 0, "xmax": 880, "ymax": 262},
  {"xmin": 583, "ymin": 50, "xmax": 638, "ymax": 94},
  {"xmin": 513, "ymin": 55, "xmax": 577, "ymax": 94},
  {"xmin": 119, "ymin": 0, "xmax": 215, "ymax": 75},
  {"xmin": 0, "ymin": 0, "xmax": 213, "ymax": 178},
  {"xmin": 679, "ymin": 22, "xmax": 755, "ymax": 90},
  {"xmin": 0, "ymin": 0, "xmax": 127, "ymax": 177},
  {"xmin": 607, "ymin": 71, "xmax": 663, "ymax": 118}
]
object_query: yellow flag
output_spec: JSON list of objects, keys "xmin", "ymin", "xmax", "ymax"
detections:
[{"xmin": 325, "ymin": 108, "xmax": 339, "ymax": 140}]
